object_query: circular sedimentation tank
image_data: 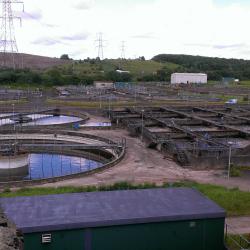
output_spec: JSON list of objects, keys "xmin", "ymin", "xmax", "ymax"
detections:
[
  {"xmin": 0, "ymin": 108, "xmax": 88, "ymax": 128},
  {"xmin": 0, "ymin": 153, "xmax": 102, "ymax": 181},
  {"xmin": 0, "ymin": 153, "xmax": 29, "ymax": 180},
  {"xmin": 0, "ymin": 131, "xmax": 125, "ymax": 185},
  {"xmin": 0, "ymin": 113, "xmax": 83, "ymax": 126}
]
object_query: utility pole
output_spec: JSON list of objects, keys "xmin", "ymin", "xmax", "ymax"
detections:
[
  {"xmin": 12, "ymin": 103, "xmax": 18, "ymax": 152},
  {"xmin": 95, "ymin": 32, "xmax": 104, "ymax": 60},
  {"xmin": 99, "ymin": 90, "xmax": 102, "ymax": 109},
  {"xmin": 108, "ymin": 96, "xmax": 111, "ymax": 119},
  {"xmin": 0, "ymin": 0, "xmax": 24, "ymax": 69},
  {"xmin": 227, "ymin": 142, "xmax": 233, "ymax": 179},
  {"xmin": 141, "ymin": 109, "xmax": 144, "ymax": 142}
]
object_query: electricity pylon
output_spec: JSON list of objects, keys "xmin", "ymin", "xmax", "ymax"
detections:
[
  {"xmin": 0, "ymin": 0, "xmax": 24, "ymax": 69},
  {"xmin": 95, "ymin": 32, "xmax": 104, "ymax": 60}
]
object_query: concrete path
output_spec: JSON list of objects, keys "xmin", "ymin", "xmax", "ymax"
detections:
[
  {"xmin": 0, "ymin": 134, "xmax": 108, "ymax": 146},
  {"xmin": 226, "ymin": 216, "xmax": 250, "ymax": 235},
  {"xmin": 0, "ymin": 133, "xmax": 118, "ymax": 157}
]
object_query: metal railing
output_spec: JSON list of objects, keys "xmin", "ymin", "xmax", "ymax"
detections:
[{"xmin": 225, "ymin": 224, "xmax": 250, "ymax": 250}]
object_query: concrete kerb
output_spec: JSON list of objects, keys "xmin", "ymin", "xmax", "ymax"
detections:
[
  {"xmin": 0, "ymin": 128, "xmax": 123, "ymax": 144},
  {"xmin": 79, "ymin": 126, "xmax": 116, "ymax": 131}
]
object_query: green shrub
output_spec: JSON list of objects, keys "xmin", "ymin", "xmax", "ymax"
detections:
[{"xmin": 230, "ymin": 165, "xmax": 241, "ymax": 177}]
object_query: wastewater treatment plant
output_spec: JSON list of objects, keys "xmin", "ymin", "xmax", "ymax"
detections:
[
  {"xmin": 0, "ymin": 82, "xmax": 250, "ymax": 250},
  {"xmin": 1, "ymin": 0, "xmax": 250, "ymax": 246}
]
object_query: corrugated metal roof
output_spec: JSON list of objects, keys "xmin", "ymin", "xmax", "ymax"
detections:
[{"xmin": 0, "ymin": 188, "xmax": 225, "ymax": 234}]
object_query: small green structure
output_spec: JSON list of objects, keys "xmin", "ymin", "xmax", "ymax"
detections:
[
  {"xmin": 222, "ymin": 77, "xmax": 235, "ymax": 85},
  {"xmin": 0, "ymin": 188, "xmax": 226, "ymax": 250}
]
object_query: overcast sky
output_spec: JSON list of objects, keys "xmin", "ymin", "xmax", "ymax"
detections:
[{"xmin": 10, "ymin": 0, "xmax": 250, "ymax": 59}]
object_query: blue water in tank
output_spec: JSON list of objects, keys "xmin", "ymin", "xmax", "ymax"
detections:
[
  {"xmin": 26, "ymin": 153, "xmax": 103, "ymax": 180},
  {"xmin": 82, "ymin": 122, "xmax": 111, "ymax": 127},
  {"xmin": 0, "ymin": 114, "xmax": 82, "ymax": 126}
]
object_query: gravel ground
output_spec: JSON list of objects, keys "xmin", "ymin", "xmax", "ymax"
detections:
[
  {"xmin": 226, "ymin": 216, "xmax": 250, "ymax": 235},
  {"xmin": 0, "ymin": 209, "xmax": 22, "ymax": 250}
]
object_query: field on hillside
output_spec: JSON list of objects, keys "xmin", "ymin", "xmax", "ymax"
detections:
[
  {"xmin": 58, "ymin": 59, "xmax": 180, "ymax": 80},
  {"xmin": 103, "ymin": 59, "xmax": 179, "ymax": 75},
  {"xmin": 0, "ymin": 53, "xmax": 71, "ymax": 70}
]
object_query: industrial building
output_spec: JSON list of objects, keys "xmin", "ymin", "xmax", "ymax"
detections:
[
  {"xmin": 94, "ymin": 81, "xmax": 114, "ymax": 89},
  {"xmin": 171, "ymin": 73, "xmax": 207, "ymax": 84},
  {"xmin": 0, "ymin": 188, "xmax": 226, "ymax": 250}
]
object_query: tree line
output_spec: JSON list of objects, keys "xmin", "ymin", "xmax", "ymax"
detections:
[
  {"xmin": 152, "ymin": 54, "xmax": 250, "ymax": 81},
  {"xmin": 0, "ymin": 67, "xmax": 132, "ymax": 86}
]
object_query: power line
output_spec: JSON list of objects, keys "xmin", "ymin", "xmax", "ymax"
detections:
[{"xmin": 0, "ymin": 0, "xmax": 24, "ymax": 69}]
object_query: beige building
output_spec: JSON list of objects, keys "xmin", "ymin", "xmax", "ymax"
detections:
[
  {"xmin": 171, "ymin": 73, "xmax": 207, "ymax": 84},
  {"xmin": 94, "ymin": 81, "xmax": 114, "ymax": 89}
]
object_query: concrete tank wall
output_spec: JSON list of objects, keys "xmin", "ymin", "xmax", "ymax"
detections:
[{"xmin": 0, "ymin": 154, "xmax": 29, "ymax": 180}]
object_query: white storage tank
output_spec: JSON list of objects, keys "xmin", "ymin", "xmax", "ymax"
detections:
[{"xmin": 171, "ymin": 73, "xmax": 207, "ymax": 84}]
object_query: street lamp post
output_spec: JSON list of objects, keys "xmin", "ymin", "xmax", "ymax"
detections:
[
  {"xmin": 228, "ymin": 142, "xmax": 234, "ymax": 179},
  {"xmin": 12, "ymin": 103, "xmax": 15, "ymax": 133},
  {"xmin": 99, "ymin": 91, "xmax": 102, "ymax": 109},
  {"xmin": 141, "ymin": 110, "xmax": 144, "ymax": 142},
  {"xmin": 108, "ymin": 97, "xmax": 111, "ymax": 120},
  {"xmin": 12, "ymin": 103, "xmax": 18, "ymax": 150}
]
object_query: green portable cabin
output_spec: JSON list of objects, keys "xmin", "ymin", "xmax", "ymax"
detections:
[{"xmin": 0, "ymin": 188, "xmax": 226, "ymax": 250}]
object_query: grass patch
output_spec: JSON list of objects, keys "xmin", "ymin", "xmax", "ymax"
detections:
[
  {"xmin": 0, "ymin": 98, "xmax": 28, "ymax": 105},
  {"xmin": 239, "ymin": 80, "xmax": 250, "ymax": 86},
  {"xmin": 239, "ymin": 166, "xmax": 250, "ymax": 171},
  {"xmin": 46, "ymin": 99, "xmax": 139, "ymax": 108},
  {"xmin": 215, "ymin": 94, "xmax": 243, "ymax": 102},
  {"xmin": 172, "ymin": 182, "xmax": 250, "ymax": 216},
  {"xmin": 1, "ymin": 181, "xmax": 250, "ymax": 217},
  {"xmin": 230, "ymin": 166, "xmax": 241, "ymax": 177},
  {"xmin": 46, "ymin": 99, "xmax": 224, "ymax": 108},
  {"xmin": 60, "ymin": 59, "xmax": 180, "ymax": 79},
  {"xmin": 225, "ymin": 234, "xmax": 250, "ymax": 250},
  {"xmin": 0, "ymin": 182, "xmax": 156, "ymax": 198},
  {"xmin": 0, "ymin": 84, "xmax": 53, "ymax": 90},
  {"xmin": 104, "ymin": 59, "xmax": 179, "ymax": 76}
]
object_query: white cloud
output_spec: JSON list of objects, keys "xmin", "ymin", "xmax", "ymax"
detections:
[
  {"xmin": 9, "ymin": 0, "xmax": 250, "ymax": 59},
  {"xmin": 72, "ymin": 0, "xmax": 94, "ymax": 10}
]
